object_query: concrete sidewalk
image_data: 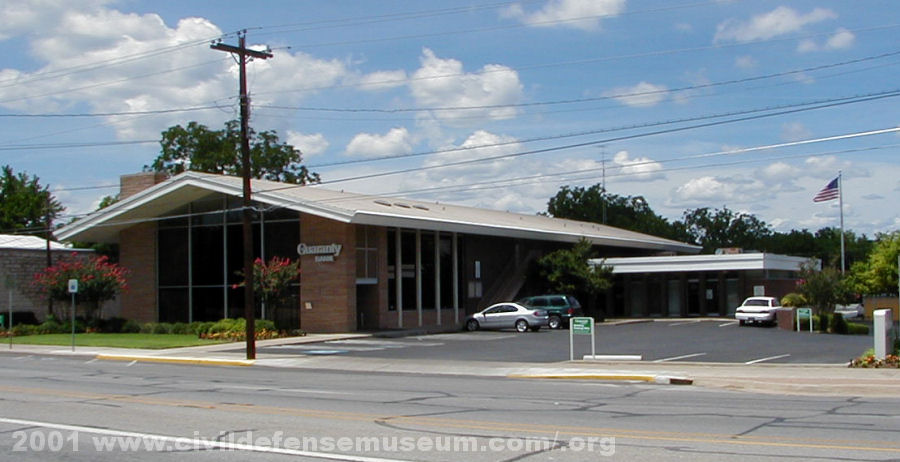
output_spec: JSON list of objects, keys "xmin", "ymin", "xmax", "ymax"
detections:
[{"xmin": 3, "ymin": 333, "xmax": 899, "ymax": 397}]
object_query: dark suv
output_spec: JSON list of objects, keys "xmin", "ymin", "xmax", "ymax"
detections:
[{"xmin": 516, "ymin": 295, "xmax": 583, "ymax": 329}]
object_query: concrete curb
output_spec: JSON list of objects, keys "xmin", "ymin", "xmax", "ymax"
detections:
[{"xmin": 96, "ymin": 354, "xmax": 255, "ymax": 367}]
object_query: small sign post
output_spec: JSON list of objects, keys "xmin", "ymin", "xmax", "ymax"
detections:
[
  {"xmin": 68, "ymin": 279, "xmax": 78, "ymax": 352},
  {"xmin": 569, "ymin": 317, "xmax": 595, "ymax": 361},
  {"xmin": 796, "ymin": 308, "xmax": 813, "ymax": 332}
]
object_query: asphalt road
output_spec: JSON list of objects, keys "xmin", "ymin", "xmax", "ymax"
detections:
[
  {"xmin": 254, "ymin": 320, "xmax": 872, "ymax": 364},
  {"xmin": 2, "ymin": 353, "xmax": 899, "ymax": 461}
]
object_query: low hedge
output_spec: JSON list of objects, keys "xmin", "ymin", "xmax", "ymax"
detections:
[{"xmin": 1, "ymin": 317, "xmax": 299, "ymax": 340}]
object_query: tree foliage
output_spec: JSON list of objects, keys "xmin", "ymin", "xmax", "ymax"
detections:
[
  {"xmin": 537, "ymin": 239, "xmax": 612, "ymax": 295},
  {"xmin": 32, "ymin": 254, "xmax": 129, "ymax": 318},
  {"xmin": 546, "ymin": 184, "xmax": 689, "ymax": 241},
  {"xmin": 679, "ymin": 206, "xmax": 773, "ymax": 253},
  {"xmin": 849, "ymin": 231, "xmax": 900, "ymax": 294},
  {"xmin": 146, "ymin": 120, "xmax": 320, "ymax": 184},
  {"xmin": 234, "ymin": 256, "xmax": 300, "ymax": 307},
  {"xmin": 796, "ymin": 261, "xmax": 854, "ymax": 313},
  {"xmin": 0, "ymin": 166, "xmax": 63, "ymax": 235}
]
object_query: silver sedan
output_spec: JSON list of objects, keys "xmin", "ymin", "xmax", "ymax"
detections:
[{"xmin": 464, "ymin": 302, "xmax": 549, "ymax": 333}]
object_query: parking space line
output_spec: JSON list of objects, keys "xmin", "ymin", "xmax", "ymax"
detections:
[
  {"xmin": 718, "ymin": 321, "xmax": 738, "ymax": 327},
  {"xmin": 745, "ymin": 354, "xmax": 791, "ymax": 364},
  {"xmin": 653, "ymin": 353, "xmax": 707, "ymax": 362},
  {"xmin": 668, "ymin": 320, "xmax": 702, "ymax": 327}
]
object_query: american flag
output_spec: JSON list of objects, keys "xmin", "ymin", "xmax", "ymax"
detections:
[{"xmin": 813, "ymin": 177, "xmax": 840, "ymax": 202}]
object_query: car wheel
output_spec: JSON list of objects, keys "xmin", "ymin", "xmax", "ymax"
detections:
[
  {"xmin": 738, "ymin": 320, "xmax": 746, "ymax": 326},
  {"xmin": 548, "ymin": 315, "xmax": 562, "ymax": 329},
  {"xmin": 465, "ymin": 319, "xmax": 480, "ymax": 332},
  {"xmin": 515, "ymin": 319, "xmax": 529, "ymax": 333}
]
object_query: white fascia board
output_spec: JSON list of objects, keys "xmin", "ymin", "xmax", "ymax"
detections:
[
  {"xmin": 353, "ymin": 212, "xmax": 699, "ymax": 252},
  {"xmin": 597, "ymin": 253, "xmax": 811, "ymax": 274}
]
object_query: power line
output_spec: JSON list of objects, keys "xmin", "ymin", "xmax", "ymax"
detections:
[
  {"xmin": 0, "ymin": 104, "xmax": 227, "ymax": 119},
  {"xmin": 293, "ymin": 89, "xmax": 900, "ymax": 172},
  {"xmin": 253, "ymin": 47, "xmax": 900, "ymax": 112}
]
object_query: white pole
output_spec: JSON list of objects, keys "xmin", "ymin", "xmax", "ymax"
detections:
[
  {"xmin": 70, "ymin": 292, "xmax": 76, "ymax": 352},
  {"xmin": 839, "ymin": 171, "xmax": 845, "ymax": 273}
]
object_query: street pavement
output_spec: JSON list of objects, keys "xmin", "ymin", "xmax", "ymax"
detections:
[{"xmin": 2, "ymin": 320, "xmax": 898, "ymax": 397}]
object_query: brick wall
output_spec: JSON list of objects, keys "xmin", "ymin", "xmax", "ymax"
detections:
[
  {"xmin": 299, "ymin": 215, "xmax": 356, "ymax": 332},
  {"xmin": 0, "ymin": 249, "xmax": 123, "ymax": 322},
  {"xmin": 119, "ymin": 223, "xmax": 157, "ymax": 322},
  {"xmin": 120, "ymin": 172, "xmax": 168, "ymax": 200}
]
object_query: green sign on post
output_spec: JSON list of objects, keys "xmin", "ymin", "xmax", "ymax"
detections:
[
  {"xmin": 569, "ymin": 317, "xmax": 595, "ymax": 361},
  {"xmin": 796, "ymin": 308, "xmax": 813, "ymax": 332},
  {"xmin": 571, "ymin": 317, "xmax": 593, "ymax": 335}
]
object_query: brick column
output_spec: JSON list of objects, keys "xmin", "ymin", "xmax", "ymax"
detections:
[{"xmin": 299, "ymin": 215, "xmax": 357, "ymax": 332}]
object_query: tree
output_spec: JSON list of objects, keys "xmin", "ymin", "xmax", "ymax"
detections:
[
  {"xmin": 32, "ymin": 254, "xmax": 129, "ymax": 320},
  {"xmin": 537, "ymin": 239, "xmax": 612, "ymax": 297},
  {"xmin": 546, "ymin": 184, "xmax": 689, "ymax": 241},
  {"xmin": 146, "ymin": 120, "xmax": 320, "ymax": 184},
  {"xmin": 678, "ymin": 206, "xmax": 772, "ymax": 253},
  {"xmin": 796, "ymin": 261, "xmax": 854, "ymax": 314},
  {"xmin": 234, "ymin": 256, "xmax": 301, "ymax": 309},
  {"xmin": 849, "ymin": 231, "xmax": 900, "ymax": 294},
  {"xmin": 0, "ymin": 166, "xmax": 63, "ymax": 235}
]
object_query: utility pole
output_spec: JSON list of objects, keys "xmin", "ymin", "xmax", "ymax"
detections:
[
  {"xmin": 598, "ymin": 145, "xmax": 608, "ymax": 225},
  {"xmin": 212, "ymin": 31, "xmax": 272, "ymax": 360}
]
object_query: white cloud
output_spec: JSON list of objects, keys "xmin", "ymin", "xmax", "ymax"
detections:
[
  {"xmin": 345, "ymin": 127, "xmax": 412, "ymax": 158},
  {"xmin": 286, "ymin": 131, "xmax": 329, "ymax": 158},
  {"xmin": 673, "ymin": 176, "xmax": 737, "ymax": 203},
  {"xmin": 781, "ymin": 122, "xmax": 812, "ymax": 142},
  {"xmin": 734, "ymin": 55, "xmax": 757, "ymax": 69},
  {"xmin": 604, "ymin": 81, "xmax": 668, "ymax": 107},
  {"xmin": 798, "ymin": 27, "xmax": 856, "ymax": 52},
  {"xmin": 612, "ymin": 150, "xmax": 664, "ymax": 181},
  {"xmin": 0, "ymin": 2, "xmax": 352, "ymax": 140},
  {"xmin": 503, "ymin": 0, "xmax": 626, "ymax": 31},
  {"xmin": 714, "ymin": 6, "xmax": 837, "ymax": 43},
  {"xmin": 409, "ymin": 48, "xmax": 523, "ymax": 124},
  {"xmin": 354, "ymin": 70, "xmax": 407, "ymax": 91}
]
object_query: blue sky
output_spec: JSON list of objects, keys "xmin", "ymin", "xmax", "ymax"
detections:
[{"xmin": 1, "ymin": 0, "xmax": 898, "ymax": 237}]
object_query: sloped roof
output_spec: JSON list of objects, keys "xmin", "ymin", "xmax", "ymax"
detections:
[
  {"xmin": 0, "ymin": 234, "xmax": 80, "ymax": 251},
  {"xmin": 57, "ymin": 171, "xmax": 700, "ymax": 253}
]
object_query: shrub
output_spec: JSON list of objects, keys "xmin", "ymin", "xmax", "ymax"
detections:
[
  {"xmin": 11, "ymin": 324, "xmax": 37, "ymax": 336},
  {"xmin": 256, "ymin": 319, "xmax": 276, "ymax": 332},
  {"xmin": 850, "ymin": 354, "xmax": 900, "ymax": 368},
  {"xmin": 102, "ymin": 317, "xmax": 128, "ymax": 333},
  {"xmin": 37, "ymin": 318, "xmax": 65, "ymax": 334},
  {"xmin": 817, "ymin": 313, "xmax": 830, "ymax": 333},
  {"xmin": 847, "ymin": 323, "xmax": 870, "ymax": 335},
  {"xmin": 780, "ymin": 293, "xmax": 807, "ymax": 308},
  {"xmin": 152, "ymin": 323, "xmax": 173, "ymax": 335},
  {"xmin": 139, "ymin": 323, "xmax": 156, "ymax": 334},
  {"xmin": 171, "ymin": 322, "xmax": 192, "ymax": 335},
  {"xmin": 830, "ymin": 312, "xmax": 849, "ymax": 335},
  {"xmin": 121, "ymin": 320, "xmax": 141, "ymax": 333},
  {"xmin": 190, "ymin": 321, "xmax": 215, "ymax": 337},
  {"xmin": 62, "ymin": 318, "xmax": 86, "ymax": 334}
]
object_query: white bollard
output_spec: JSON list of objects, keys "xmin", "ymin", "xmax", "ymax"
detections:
[{"xmin": 873, "ymin": 309, "xmax": 893, "ymax": 359}]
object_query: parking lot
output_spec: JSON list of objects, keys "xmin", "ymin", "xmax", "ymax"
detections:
[{"xmin": 257, "ymin": 319, "xmax": 873, "ymax": 364}]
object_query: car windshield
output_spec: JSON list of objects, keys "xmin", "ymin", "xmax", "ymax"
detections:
[{"xmin": 744, "ymin": 299, "xmax": 770, "ymax": 307}]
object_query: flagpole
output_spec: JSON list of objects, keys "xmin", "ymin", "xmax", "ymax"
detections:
[{"xmin": 838, "ymin": 170, "xmax": 845, "ymax": 273}]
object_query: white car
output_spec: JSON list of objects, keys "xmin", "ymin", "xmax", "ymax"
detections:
[
  {"xmin": 834, "ymin": 303, "xmax": 864, "ymax": 320},
  {"xmin": 735, "ymin": 296, "xmax": 782, "ymax": 326}
]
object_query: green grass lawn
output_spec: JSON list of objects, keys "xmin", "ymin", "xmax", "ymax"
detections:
[{"xmin": 6, "ymin": 333, "xmax": 230, "ymax": 349}]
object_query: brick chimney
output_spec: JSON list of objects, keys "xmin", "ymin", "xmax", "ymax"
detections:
[{"xmin": 119, "ymin": 172, "xmax": 169, "ymax": 200}]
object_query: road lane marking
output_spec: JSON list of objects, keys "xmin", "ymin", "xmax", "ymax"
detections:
[
  {"xmin": 718, "ymin": 321, "xmax": 738, "ymax": 327},
  {"xmin": 0, "ymin": 417, "xmax": 415, "ymax": 462},
  {"xmin": 667, "ymin": 320, "xmax": 702, "ymax": 327},
  {"xmin": 653, "ymin": 353, "xmax": 707, "ymax": 362},
  {"xmin": 745, "ymin": 354, "xmax": 791, "ymax": 364}
]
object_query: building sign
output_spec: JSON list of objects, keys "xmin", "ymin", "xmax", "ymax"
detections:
[{"xmin": 297, "ymin": 243, "xmax": 342, "ymax": 262}]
